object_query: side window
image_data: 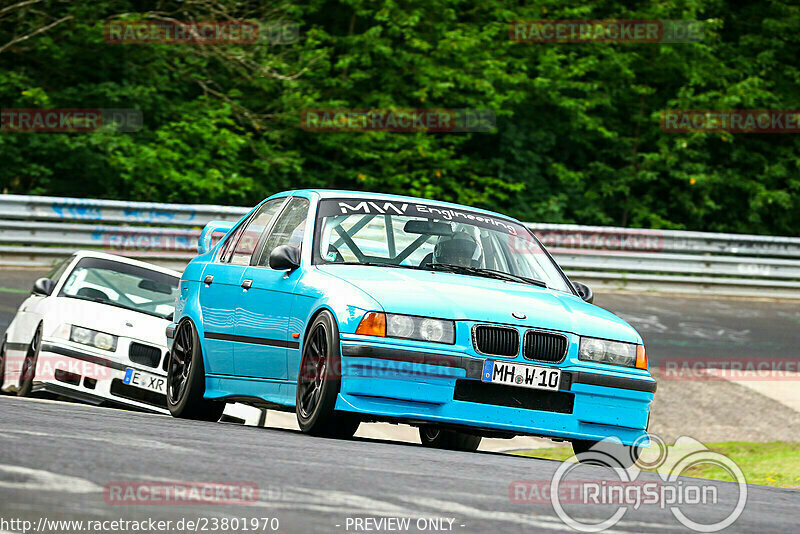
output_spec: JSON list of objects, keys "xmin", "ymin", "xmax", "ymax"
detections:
[
  {"xmin": 228, "ymin": 199, "xmax": 286, "ymax": 266},
  {"xmin": 46, "ymin": 257, "xmax": 72, "ymax": 282},
  {"xmin": 218, "ymin": 224, "xmax": 245, "ymax": 263},
  {"xmin": 256, "ymin": 197, "xmax": 310, "ymax": 267}
]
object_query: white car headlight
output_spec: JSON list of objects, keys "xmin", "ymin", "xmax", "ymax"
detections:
[
  {"xmin": 579, "ymin": 336, "xmax": 645, "ymax": 369},
  {"xmin": 71, "ymin": 326, "xmax": 118, "ymax": 352}
]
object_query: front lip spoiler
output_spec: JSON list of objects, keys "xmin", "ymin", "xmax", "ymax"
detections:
[
  {"xmin": 38, "ymin": 382, "xmax": 166, "ymax": 415},
  {"xmin": 340, "ymin": 343, "xmax": 656, "ymax": 393}
]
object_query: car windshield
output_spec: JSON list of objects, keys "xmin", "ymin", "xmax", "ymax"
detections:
[
  {"xmin": 315, "ymin": 198, "xmax": 572, "ymax": 292},
  {"xmin": 58, "ymin": 257, "xmax": 179, "ymax": 319}
]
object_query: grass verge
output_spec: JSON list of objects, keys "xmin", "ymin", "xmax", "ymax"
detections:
[{"xmin": 512, "ymin": 441, "xmax": 800, "ymax": 488}]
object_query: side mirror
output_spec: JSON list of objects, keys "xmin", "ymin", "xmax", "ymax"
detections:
[
  {"xmin": 32, "ymin": 277, "xmax": 56, "ymax": 296},
  {"xmin": 269, "ymin": 245, "xmax": 301, "ymax": 271},
  {"xmin": 573, "ymin": 281, "xmax": 593, "ymax": 304}
]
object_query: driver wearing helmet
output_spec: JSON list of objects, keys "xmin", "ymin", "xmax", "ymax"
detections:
[{"xmin": 432, "ymin": 230, "xmax": 481, "ymax": 268}]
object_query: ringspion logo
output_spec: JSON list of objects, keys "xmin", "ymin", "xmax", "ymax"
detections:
[{"xmin": 512, "ymin": 434, "xmax": 747, "ymax": 532}]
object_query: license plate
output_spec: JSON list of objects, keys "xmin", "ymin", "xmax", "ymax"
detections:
[
  {"xmin": 481, "ymin": 360, "xmax": 561, "ymax": 391},
  {"xmin": 123, "ymin": 368, "xmax": 166, "ymax": 394}
]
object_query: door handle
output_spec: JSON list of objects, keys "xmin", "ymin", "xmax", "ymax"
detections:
[
  {"xmin": 241, "ymin": 279, "xmax": 253, "ymax": 290},
  {"xmin": 204, "ymin": 275, "xmax": 214, "ymax": 285}
]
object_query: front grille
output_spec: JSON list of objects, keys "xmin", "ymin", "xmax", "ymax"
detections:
[
  {"xmin": 129, "ymin": 342, "xmax": 161, "ymax": 368},
  {"xmin": 523, "ymin": 330, "xmax": 568, "ymax": 363},
  {"xmin": 473, "ymin": 325, "xmax": 519, "ymax": 357},
  {"xmin": 453, "ymin": 379, "xmax": 574, "ymax": 414},
  {"xmin": 110, "ymin": 379, "xmax": 167, "ymax": 408}
]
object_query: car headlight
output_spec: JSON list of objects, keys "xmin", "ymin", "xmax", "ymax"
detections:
[
  {"xmin": 356, "ymin": 312, "xmax": 455, "ymax": 344},
  {"xmin": 579, "ymin": 336, "xmax": 647, "ymax": 369},
  {"xmin": 70, "ymin": 326, "xmax": 118, "ymax": 352}
]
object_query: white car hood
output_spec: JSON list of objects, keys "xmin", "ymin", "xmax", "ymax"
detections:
[{"xmin": 47, "ymin": 296, "xmax": 170, "ymax": 348}]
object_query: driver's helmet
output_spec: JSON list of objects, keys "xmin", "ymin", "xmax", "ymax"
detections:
[{"xmin": 433, "ymin": 231, "xmax": 481, "ymax": 267}]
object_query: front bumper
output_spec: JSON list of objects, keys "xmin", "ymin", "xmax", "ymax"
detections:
[
  {"xmin": 335, "ymin": 340, "xmax": 655, "ymax": 446},
  {"xmin": 31, "ymin": 340, "xmax": 169, "ymax": 415}
]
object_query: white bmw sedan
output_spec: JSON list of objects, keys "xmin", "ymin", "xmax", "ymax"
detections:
[
  {"xmin": 1, "ymin": 251, "xmax": 185, "ymax": 413},
  {"xmin": 1, "ymin": 251, "xmax": 264, "ymax": 424}
]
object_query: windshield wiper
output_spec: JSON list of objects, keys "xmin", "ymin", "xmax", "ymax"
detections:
[
  {"xmin": 337, "ymin": 262, "xmax": 423, "ymax": 270},
  {"xmin": 423, "ymin": 263, "xmax": 548, "ymax": 288}
]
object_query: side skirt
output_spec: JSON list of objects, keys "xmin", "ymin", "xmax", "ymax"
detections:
[{"xmin": 204, "ymin": 373, "xmax": 296, "ymax": 409}]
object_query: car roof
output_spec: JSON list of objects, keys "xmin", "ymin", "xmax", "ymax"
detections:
[
  {"xmin": 69, "ymin": 250, "xmax": 182, "ymax": 278},
  {"xmin": 286, "ymin": 189, "xmax": 522, "ymax": 223}
]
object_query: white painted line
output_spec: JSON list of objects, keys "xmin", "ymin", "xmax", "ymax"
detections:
[
  {"xmin": 0, "ymin": 428, "xmax": 189, "ymax": 453},
  {"xmin": 400, "ymin": 495, "xmax": 685, "ymax": 532},
  {"xmin": 0, "ymin": 464, "xmax": 101, "ymax": 493}
]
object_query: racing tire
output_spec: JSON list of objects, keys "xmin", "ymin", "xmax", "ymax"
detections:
[
  {"xmin": 0, "ymin": 337, "xmax": 7, "ymax": 391},
  {"xmin": 571, "ymin": 439, "xmax": 641, "ymax": 469},
  {"xmin": 17, "ymin": 324, "xmax": 42, "ymax": 397},
  {"xmin": 296, "ymin": 310, "xmax": 360, "ymax": 438},
  {"xmin": 166, "ymin": 320, "xmax": 225, "ymax": 422},
  {"xmin": 419, "ymin": 427, "xmax": 482, "ymax": 452}
]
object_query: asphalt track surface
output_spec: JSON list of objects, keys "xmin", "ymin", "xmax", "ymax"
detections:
[
  {"xmin": 2, "ymin": 270, "xmax": 800, "ymax": 533},
  {"xmin": 1, "ymin": 396, "xmax": 798, "ymax": 534}
]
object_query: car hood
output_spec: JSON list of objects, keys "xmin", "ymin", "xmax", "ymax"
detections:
[
  {"xmin": 49, "ymin": 297, "xmax": 170, "ymax": 348},
  {"xmin": 318, "ymin": 265, "xmax": 641, "ymax": 343}
]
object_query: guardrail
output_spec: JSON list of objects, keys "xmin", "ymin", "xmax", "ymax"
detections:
[
  {"xmin": 0, "ymin": 194, "xmax": 247, "ymax": 226},
  {"xmin": 2, "ymin": 194, "xmax": 799, "ymax": 298}
]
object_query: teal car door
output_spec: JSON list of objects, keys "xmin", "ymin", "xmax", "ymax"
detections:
[
  {"xmin": 200, "ymin": 197, "xmax": 287, "ymax": 375},
  {"xmin": 235, "ymin": 196, "xmax": 310, "ymax": 380}
]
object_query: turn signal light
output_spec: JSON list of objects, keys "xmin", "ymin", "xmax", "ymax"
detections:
[
  {"xmin": 355, "ymin": 311, "xmax": 386, "ymax": 337},
  {"xmin": 635, "ymin": 345, "xmax": 648, "ymax": 370}
]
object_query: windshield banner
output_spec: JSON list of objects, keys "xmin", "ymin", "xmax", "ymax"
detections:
[{"xmin": 318, "ymin": 198, "xmax": 523, "ymax": 236}]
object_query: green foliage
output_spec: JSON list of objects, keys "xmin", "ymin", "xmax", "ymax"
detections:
[{"xmin": 1, "ymin": 0, "xmax": 798, "ymax": 235}]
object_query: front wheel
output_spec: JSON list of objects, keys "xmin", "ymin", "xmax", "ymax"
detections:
[
  {"xmin": 296, "ymin": 311, "xmax": 360, "ymax": 438},
  {"xmin": 419, "ymin": 426, "xmax": 482, "ymax": 452},
  {"xmin": 166, "ymin": 320, "xmax": 225, "ymax": 422},
  {"xmin": 17, "ymin": 325, "xmax": 42, "ymax": 397}
]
